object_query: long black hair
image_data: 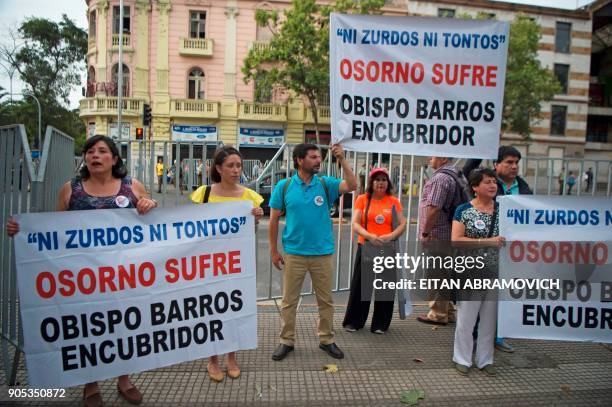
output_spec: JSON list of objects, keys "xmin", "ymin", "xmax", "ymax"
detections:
[
  {"xmin": 210, "ymin": 146, "xmax": 243, "ymax": 183},
  {"xmin": 366, "ymin": 171, "xmax": 394, "ymax": 196},
  {"xmin": 78, "ymin": 135, "xmax": 127, "ymax": 179}
]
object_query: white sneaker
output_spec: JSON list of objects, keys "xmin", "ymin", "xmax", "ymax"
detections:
[{"xmin": 372, "ymin": 329, "xmax": 385, "ymax": 334}]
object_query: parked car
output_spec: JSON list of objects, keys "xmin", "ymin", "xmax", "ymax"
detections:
[{"xmin": 245, "ymin": 171, "xmax": 290, "ymax": 215}]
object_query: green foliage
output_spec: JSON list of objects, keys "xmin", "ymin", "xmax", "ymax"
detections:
[
  {"xmin": 458, "ymin": 12, "xmax": 560, "ymax": 137},
  {"xmin": 504, "ymin": 14, "xmax": 560, "ymax": 137},
  {"xmin": 14, "ymin": 15, "xmax": 87, "ymax": 104},
  {"xmin": 0, "ymin": 15, "xmax": 87, "ymax": 151},
  {"xmin": 242, "ymin": 0, "xmax": 384, "ymax": 143}
]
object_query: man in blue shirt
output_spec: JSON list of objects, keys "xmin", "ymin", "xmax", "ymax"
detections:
[{"xmin": 269, "ymin": 143, "xmax": 357, "ymax": 361}]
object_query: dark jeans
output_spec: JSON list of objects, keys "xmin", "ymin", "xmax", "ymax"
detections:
[{"xmin": 343, "ymin": 245, "xmax": 394, "ymax": 332}]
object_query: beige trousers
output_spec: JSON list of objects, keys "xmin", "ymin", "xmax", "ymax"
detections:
[{"xmin": 279, "ymin": 254, "xmax": 335, "ymax": 346}]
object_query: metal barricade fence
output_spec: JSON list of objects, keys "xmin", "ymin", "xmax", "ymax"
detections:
[
  {"xmin": 115, "ymin": 140, "xmax": 223, "ymax": 207},
  {"xmin": 252, "ymin": 145, "xmax": 611, "ymax": 301},
  {"xmin": 0, "ymin": 124, "xmax": 75, "ymax": 385},
  {"xmin": 1, "ymin": 131, "xmax": 611, "ymax": 380}
]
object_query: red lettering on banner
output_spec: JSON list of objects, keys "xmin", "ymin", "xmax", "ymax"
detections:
[
  {"xmin": 213, "ymin": 253, "xmax": 228, "ymax": 276},
  {"xmin": 510, "ymin": 241, "xmax": 608, "ymax": 265},
  {"xmin": 58, "ymin": 270, "xmax": 76, "ymax": 296},
  {"xmin": 36, "ymin": 271, "xmax": 56, "ymax": 298},
  {"xmin": 34, "ymin": 251, "xmax": 242, "ymax": 299},
  {"xmin": 228, "ymin": 251, "xmax": 241, "ymax": 274},
  {"xmin": 339, "ymin": 59, "xmax": 425, "ymax": 84},
  {"xmin": 164, "ymin": 251, "xmax": 242, "ymax": 281},
  {"xmin": 431, "ymin": 63, "xmax": 497, "ymax": 86}
]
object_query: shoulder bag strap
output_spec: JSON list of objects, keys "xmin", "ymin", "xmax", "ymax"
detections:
[
  {"xmin": 318, "ymin": 176, "xmax": 331, "ymax": 211},
  {"xmin": 363, "ymin": 195, "xmax": 372, "ymax": 231},
  {"xmin": 281, "ymin": 178, "xmax": 292, "ymax": 215},
  {"xmin": 202, "ymin": 185, "xmax": 211, "ymax": 203},
  {"xmin": 487, "ymin": 202, "xmax": 499, "ymax": 238}
]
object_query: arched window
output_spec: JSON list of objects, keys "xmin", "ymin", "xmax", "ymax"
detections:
[
  {"xmin": 111, "ymin": 63, "xmax": 130, "ymax": 97},
  {"xmin": 86, "ymin": 66, "xmax": 96, "ymax": 97},
  {"xmin": 188, "ymin": 68, "xmax": 205, "ymax": 99}
]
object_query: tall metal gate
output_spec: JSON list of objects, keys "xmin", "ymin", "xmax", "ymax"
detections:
[{"xmin": 0, "ymin": 125, "xmax": 75, "ymax": 385}]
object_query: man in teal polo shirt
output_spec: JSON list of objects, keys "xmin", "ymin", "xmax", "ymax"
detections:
[{"xmin": 269, "ymin": 143, "xmax": 357, "ymax": 361}]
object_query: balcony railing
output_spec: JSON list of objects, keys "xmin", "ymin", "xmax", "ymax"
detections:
[
  {"xmin": 111, "ymin": 34, "xmax": 131, "ymax": 47},
  {"xmin": 179, "ymin": 37, "xmax": 213, "ymax": 56},
  {"xmin": 250, "ymin": 40, "xmax": 271, "ymax": 53},
  {"xmin": 79, "ymin": 97, "xmax": 143, "ymax": 117},
  {"xmin": 239, "ymin": 102, "xmax": 287, "ymax": 121},
  {"xmin": 304, "ymin": 105, "xmax": 331, "ymax": 124},
  {"xmin": 170, "ymin": 99, "xmax": 219, "ymax": 118}
]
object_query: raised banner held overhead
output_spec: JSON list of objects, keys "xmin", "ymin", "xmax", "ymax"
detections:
[
  {"xmin": 497, "ymin": 196, "xmax": 612, "ymax": 343},
  {"xmin": 13, "ymin": 202, "xmax": 257, "ymax": 388},
  {"xmin": 330, "ymin": 14, "xmax": 509, "ymax": 159}
]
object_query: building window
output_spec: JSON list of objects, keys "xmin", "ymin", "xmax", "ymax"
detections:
[
  {"xmin": 317, "ymin": 91, "xmax": 330, "ymax": 107},
  {"xmin": 86, "ymin": 66, "xmax": 96, "ymax": 97},
  {"xmin": 111, "ymin": 64, "xmax": 130, "ymax": 97},
  {"xmin": 190, "ymin": 11, "xmax": 206, "ymax": 39},
  {"xmin": 437, "ymin": 8, "xmax": 455, "ymax": 18},
  {"xmin": 113, "ymin": 6, "xmax": 131, "ymax": 34},
  {"xmin": 89, "ymin": 10, "xmax": 96, "ymax": 39},
  {"xmin": 254, "ymin": 74, "xmax": 272, "ymax": 103},
  {"xmin": 555, "ymin": 22, "xmax": 571, "ymax": 53},
  {"xmin": 553, "ymin": 64, "xmax": 569, "ymax": 94},
  {"xmin": 188, "ymin": 68, "xmax": 205, "ymax": 99},
  {"xmin": 550, "ymin": 105, "xmax": 567, "ymax": 136}
]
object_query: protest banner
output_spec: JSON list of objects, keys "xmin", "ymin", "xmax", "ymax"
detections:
[
  {"xmin": 330, "ymin": 14, "xmax": 509, "ymax": 158},
  {"xmin": 497, "ymin": 196, "xmax": 612, "ymax": 343},
  {"xmin": 13, "ymin": 202, "xmax": 257, "ymax": 387}
]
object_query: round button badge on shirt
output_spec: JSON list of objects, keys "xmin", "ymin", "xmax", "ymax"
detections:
[
  {"xmin": 474, "ymin": 219, "xmax": 486, "ymax": 230},
  {"xmin": 115, "ymin": 195, "xmax": 130, "ymax": 208},
  {"xmin": 314, "ymin": 195, "xmax": 324, "ymax": 206},
  {"xmin": 375, "ymin": 214, "xmax": 385, "ymax": 224}
]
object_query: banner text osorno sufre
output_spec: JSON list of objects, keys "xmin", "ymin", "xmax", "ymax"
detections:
[
  {"xmin": 330, "ymin": 14, "xmax": 509, "ymax": 158},
  {"xmin": 14, "ymin": 202, "xmax": 257, "ymax": 388}
]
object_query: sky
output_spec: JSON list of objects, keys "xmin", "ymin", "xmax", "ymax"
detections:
[{"xmin": 0, "ymin": 0, "xmax": 597, "ymax": 109}]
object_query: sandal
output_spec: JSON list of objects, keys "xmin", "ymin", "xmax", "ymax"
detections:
[
  {"xmin": 227, "ymin": 365, "xmax": 241, "ymax": 379},
  {"xmin": 117, "ymin": 382, "xmax": 143, "ymax": 405},
  {"xmin": 83, "ymin": 385, "xmax": 103, "ymax": 407},
  {"xmin": 416, "ymin": 314, "xmax": 447, "ymax": 326},
  {"xmin": 207, "ymin": 362, "xmax": 225, "ymax": 382}
]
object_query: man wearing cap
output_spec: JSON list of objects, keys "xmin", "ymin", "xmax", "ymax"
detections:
[
  {"xmin": 417, "ymin": 156, "xmax": 460, "ymax": 325},
  {"xmin": 269, "ymin": 143, "xmax": 357, "ymax": 361}
]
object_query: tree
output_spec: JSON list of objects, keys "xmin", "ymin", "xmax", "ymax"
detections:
[
  {"xmin": 3, "ymin": 15, "xmax": 87, "ymax": 104},
  {"xmin": 458, "ymin": 12, "xmax": 560, "ymax": 138},
  {"xmin": 503, "ymin": 14, "xmax": 560, "ymax": 138},
  {"xmin": 242, "ymin": 0, "xmax": 385, "ymax": 145},
  {"xmin": 0, "ymin": 15, "xmax": 87, "ymax": 150}
]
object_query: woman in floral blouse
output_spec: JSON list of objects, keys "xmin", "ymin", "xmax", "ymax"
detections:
[{"xmin": 451, "ymin": 168, "xmax": 505, "ymax": 377}]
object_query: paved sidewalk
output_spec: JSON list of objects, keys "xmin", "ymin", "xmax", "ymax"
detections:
[{"xmin": 1, "ymin": 305, "xmax": 611, "ymax": 406}]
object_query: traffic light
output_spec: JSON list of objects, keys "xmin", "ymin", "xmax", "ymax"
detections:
[
  {"xmin": 143, "ymin": 103, "xmax": 152, "ymax": 126},
  {"xmin": 136, "ymin": 127, "xmax": 144, "ymax": 140}
]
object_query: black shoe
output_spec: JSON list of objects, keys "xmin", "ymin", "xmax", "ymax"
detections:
[
  {"xmin": 319, "ymin": 343, "xmax": 344, "ymax": 359},
  {"xmin": 271, "ymin": 344, "xmax": 294, "ymax": 361}
]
